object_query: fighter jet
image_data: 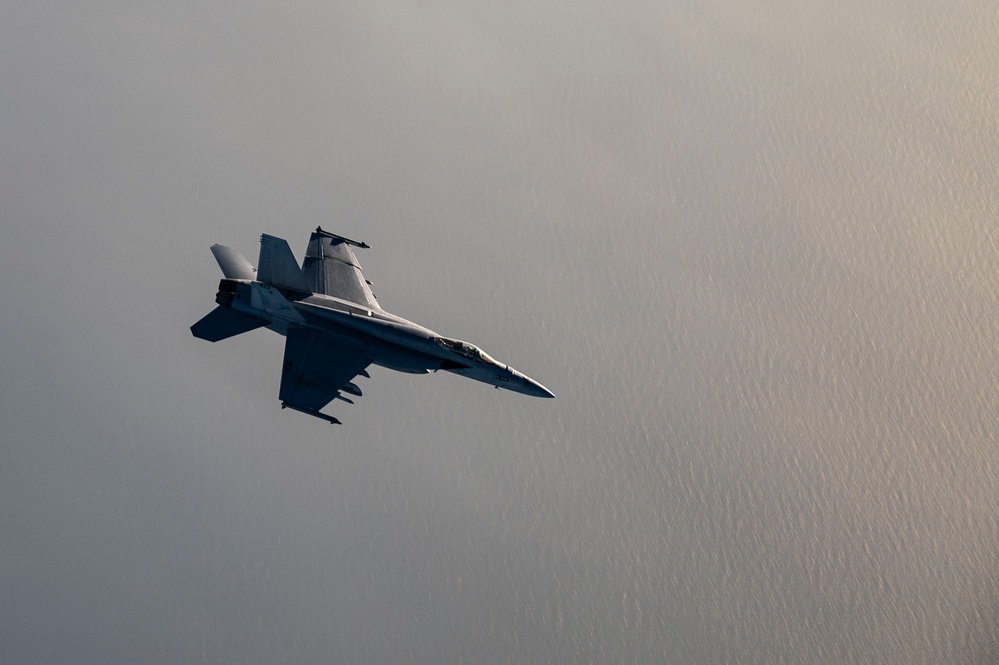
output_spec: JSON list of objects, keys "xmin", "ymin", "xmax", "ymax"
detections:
[{"xmin": 191, "ymin": 227, "xmax": 554, "ymax": 423}]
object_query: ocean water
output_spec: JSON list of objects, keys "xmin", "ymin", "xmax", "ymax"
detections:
[{"xmin": 2, "ymin": 1, "xmax": 997, "ymax": 663}]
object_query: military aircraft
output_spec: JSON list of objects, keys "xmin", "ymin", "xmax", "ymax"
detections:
[{"xmin": 191, "ymin": 228, "xmax": 554, "ymax": 423}]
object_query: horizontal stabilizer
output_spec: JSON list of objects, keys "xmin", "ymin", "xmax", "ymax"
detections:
[
  {"xmin": 259, "ymin": 234, "xmax": 311, "ymax": 293},
  {"xmin": 191, "ymin": 306, "xmax": 269, "ymax": 342},
  {"xmin": 211, "ymin": 245, "xmax": 256, "ymax": 280}
]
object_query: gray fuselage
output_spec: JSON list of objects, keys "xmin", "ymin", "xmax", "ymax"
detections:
[{"xmin": 221, "ymin": 279, "xmax": 553, "ymax": 399}]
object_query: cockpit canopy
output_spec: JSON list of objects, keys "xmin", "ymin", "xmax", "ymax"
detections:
[{"xmin": 436, "ymin": 337, "xmax": 501, "ymax": 366}]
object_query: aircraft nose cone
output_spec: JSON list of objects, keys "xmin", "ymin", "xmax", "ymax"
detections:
[{"xmin": 523, "ymin": 377, "xmax": 555, "ymax": 399}]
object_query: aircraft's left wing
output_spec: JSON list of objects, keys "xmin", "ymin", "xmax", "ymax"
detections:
[
  {"xmin": 301, "ymin": 228, "xmax": 379, "ymax": 309},
  {"xmin": 279, "ymin": 326, "xmax": 371, "ymax": 424}
]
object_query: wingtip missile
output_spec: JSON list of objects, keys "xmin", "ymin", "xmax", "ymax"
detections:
[{"xmin": 315, "ymin": 226, "xmax": 370, "ymax": 249}]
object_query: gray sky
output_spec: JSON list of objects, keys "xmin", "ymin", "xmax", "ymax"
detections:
[{"xmin": 3, "ymin": 1, "xmax": 999, "ymax": 663}]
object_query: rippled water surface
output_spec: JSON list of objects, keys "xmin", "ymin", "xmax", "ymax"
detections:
[{"xmin": 2, "ymin": 1, "xmax": 998, "ymax": 663}]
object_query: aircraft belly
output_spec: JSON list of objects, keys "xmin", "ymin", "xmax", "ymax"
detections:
[
  {"xmin": 293, "ymin": 314, "xmax": 437, "ymax": 373},
  {"xmin": 366, "ymin": 346, "xmax": 438, "ymax": 374}
]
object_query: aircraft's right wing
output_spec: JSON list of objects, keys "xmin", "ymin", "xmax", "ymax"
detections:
[
  {"xmin": 301, "ymin": 228, "xmax": 380, "ymax": 309},
  {"xmin": 278, "ymin": 326, "xmax": 371, "ymax": 424}
]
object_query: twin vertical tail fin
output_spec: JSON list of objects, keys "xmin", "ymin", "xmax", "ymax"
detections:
[
  {"xmin": 210, "ymin": 244, "xmax": 257, "ymax": 280},
  {"xmin": 192, "ymin": 233, "xmax": 334, "ymax": 342},
  {"xmin": 258, "ymin": 234, "xmax": 311, "ymax": 293},
  {"xmin": 191, "ymin": 244, "xmax": 269, "ymax": 342}
]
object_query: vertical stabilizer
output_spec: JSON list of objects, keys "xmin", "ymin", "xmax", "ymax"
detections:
[
  {"xmin": 258, "ymin": 234, "xmax": 312, "ymax": 293},
  {"xmin": 210, "ymin": 245, "xmax": 256, "ymax": 280}
]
